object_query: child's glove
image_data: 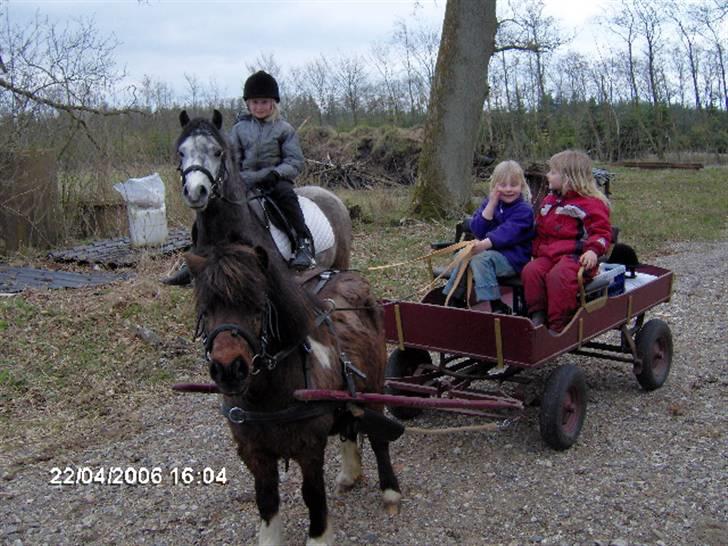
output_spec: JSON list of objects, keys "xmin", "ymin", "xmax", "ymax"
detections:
[{"xmin": 260, "ymin": 170, "xmax": 280, "ymax": 186}]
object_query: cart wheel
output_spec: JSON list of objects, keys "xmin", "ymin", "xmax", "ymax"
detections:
[
  {"xmin": 634, "ymin": 319, "xmax": 672, "ymax": 391},
  {"xmin": 539, "ymin": 364, "xmax": 587, "ymax": 451},
  {"xmin": 385, "ymin": 348, "xmax": 432, "ymax": 420}
]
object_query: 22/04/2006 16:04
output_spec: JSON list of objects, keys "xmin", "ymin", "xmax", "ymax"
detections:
[{"xmin": 48, "ymin": 466, "xmax": 228, "ymax": 486}]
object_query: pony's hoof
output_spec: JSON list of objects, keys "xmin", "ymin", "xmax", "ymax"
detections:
[
  {"xmin": 383, "ymin": 489, "xmax": 402, "ymax": 516},
  {"xmin": 306, "ymin": 520, "xmax": 334, "ymax": 545},
  {"xmin": 334, "ymin": 474, "xmax": 362, "ymax": 495}
]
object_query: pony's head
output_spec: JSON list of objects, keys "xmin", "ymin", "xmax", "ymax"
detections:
[
  {"xmin": 186, "ymin": 241, "xmax": 315, "ymax": 395},
  {"xmin": 176, "ymin": 109, "xmax": 230, "ymax": 210}
]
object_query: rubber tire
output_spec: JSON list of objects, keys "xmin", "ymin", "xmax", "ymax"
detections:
[
  {"xmin": 385, "ymin": 348, "xmax": 432, "ymax": 420},
  {"xmin": 634, "ymin": 319, "xmax": 672, "ymax": 391},
  {"xmin": 539, "ymin": 364, "xmax": 587, "ymax": 451}
]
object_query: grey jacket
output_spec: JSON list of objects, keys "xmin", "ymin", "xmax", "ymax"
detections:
[{"xmin": 229, "ymin": 113, "xmax": 304, "ymax": 187}]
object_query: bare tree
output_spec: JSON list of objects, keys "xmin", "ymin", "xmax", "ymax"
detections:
[
  {"xmin": 302, "ymin": 56, "xmax": 333, "ymax": 125},
  {"xmin": 0, "ymin": 8, "xmax": 140, "ymax": 149},
  {"xmin": 332, "ymin": 54, "xmax": 369, "ymax": 126},
  {"xmin": 370, "ymin": 42, "xmax": 404, "ymax": 123},
  {"xmin": 184, "ymin": 73, "xmax": 201, "ymax": 110},
  {"xmin": 670, "ymin": 2, "xmax": 703, "ymax": 109},
  {"xmin": 413, "ymin": 0, "xmax": 498, "ymax": 216},
  {"xmin": 606, "ymin": 2, "xmax": 642, "ymax": 104},
  {"xmin": 691, "ymin": 0, "xmax": 727, "ymax": 110},
  {"xmin": 392, "ymin": 19, "xmax": 422, "ymax": 121}
]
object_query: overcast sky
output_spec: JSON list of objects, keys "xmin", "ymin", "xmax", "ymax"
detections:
[{"xmin": 7, "ymin": 0, "xmax": 608, "ymax": 101}]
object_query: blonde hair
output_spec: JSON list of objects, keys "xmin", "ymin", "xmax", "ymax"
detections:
[
  {"xmin": 490, "ymin": 160, "xmax": 531, "ymax": 203},
  {"xmin": 549, "ymin": 150, "xmax": 609, "ymax": 205}
]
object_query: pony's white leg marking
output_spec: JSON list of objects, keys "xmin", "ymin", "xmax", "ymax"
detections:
[
  {"xmin": 306, "ymin": 519, "xmax": 334, "ymax": 546},
  {"xmin": 258, "ymin": 513, "xmax": 283, "ymax": 546},
  {"xmin": 383, "ymin": 488, "xmax": 402, "ymax": 516},
  {"xmin": 308, "ymin": 337, "xmax": 333, "ymax": 370},
  {"xmin": 335, "ymin": 439, "xmax": 362, "ymax": 492}
]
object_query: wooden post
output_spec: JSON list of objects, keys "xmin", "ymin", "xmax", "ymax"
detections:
[{"xmin": 0, "ymin": 149, "xmax": 60, "ymax": 253}]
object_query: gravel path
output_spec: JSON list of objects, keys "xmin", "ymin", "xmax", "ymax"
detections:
[{"xmin": 2, "ymin": 238, "xmax": 726, "ymax": 546}]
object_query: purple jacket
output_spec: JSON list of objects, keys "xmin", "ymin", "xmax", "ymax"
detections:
[{"xmin": 470, "ymin": 196, "xmax": 534, "ymax": 272}]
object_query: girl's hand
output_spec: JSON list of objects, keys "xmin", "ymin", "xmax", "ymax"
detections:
[
  {"xmin": 473, "ymin": 238, "xmax": 493, "ymax": 253},
  {"xmin": 579, "ymin": 250, "xmax": 598, "ymax": 269},
  {"xmin": 482, "ymin": 189, "xmax": 500, "ymax": 220}
]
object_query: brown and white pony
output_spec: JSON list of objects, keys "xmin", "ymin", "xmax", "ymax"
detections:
[{"xmin": 185, "ymin": 241, "xmax": 400, "ymax": 545}]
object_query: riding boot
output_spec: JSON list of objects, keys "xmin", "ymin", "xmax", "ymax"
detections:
[
  {"xmin": 290, "ymin": 236, "xmax": 316, "ymax": 271},
  {"xmin": 489, "ymin": 299, "xmax": 512, "ymax": 315},
  {"xmin": 161, "ymin": 263, "xmax": 192, "ymax": 286}
]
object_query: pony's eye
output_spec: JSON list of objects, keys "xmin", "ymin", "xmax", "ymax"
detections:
[
  {"xmin": 214, "ymin": 149, "xmax": 222, "ymax": 158},
  {"xmin": 178, "ymin": 151, "xmax": 185, "ymax": 158}
]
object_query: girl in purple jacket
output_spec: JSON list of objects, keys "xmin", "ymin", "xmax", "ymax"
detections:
[{"xmin": 443, "ymin": 160, "xmax": 534, "ymax": 313}]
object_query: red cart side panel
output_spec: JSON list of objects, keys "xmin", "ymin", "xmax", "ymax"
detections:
[{"xmin": 382, "ymin": 265, "xmax": 673, "ymax": 368}]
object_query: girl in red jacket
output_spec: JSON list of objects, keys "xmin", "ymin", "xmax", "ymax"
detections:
[{"xmin": 522, "ymin": 150, "xmax": 612, "ymax": 332}]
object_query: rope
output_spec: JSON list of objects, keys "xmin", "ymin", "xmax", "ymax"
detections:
[
  {"xmin": 367, "ymin": 240, "xmax": 473, "ymax": 271},
  {"xmin": 366, "ymin": 240, "xmax": 480, "ymax": 306},
  {"xmin": 404, "ymin": 422, "xmax": 500, "ymax": 434}
]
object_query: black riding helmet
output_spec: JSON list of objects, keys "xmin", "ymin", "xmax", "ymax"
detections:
[{"xmin": 243, "ymin": 71, "xmax": 280, "ymax": 103}]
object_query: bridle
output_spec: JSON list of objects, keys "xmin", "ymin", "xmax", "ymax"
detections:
[
  {"xmin": 177, "ymin": 129, "xmax": 229, "ymax": 201},
  {"xmin": 196, "ymin": 299, "xmax": 307, "ymax": 376}
]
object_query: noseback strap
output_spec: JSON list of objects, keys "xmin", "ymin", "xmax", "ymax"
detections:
[
  {"xmin": 204, "ymin": 323, "xmax": 260, "ymax": 360},
  {"xmin": 181, "ymin": 164, "xmax": 217, "ymax": 186}
]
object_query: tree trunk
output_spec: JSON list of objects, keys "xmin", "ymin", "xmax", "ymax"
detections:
[{"xmin": 412, "ymin": 0, "xmax": 497, "ymax": 217}]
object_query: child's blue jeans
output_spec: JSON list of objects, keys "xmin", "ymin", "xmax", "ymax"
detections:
[{"xmin": 442, "ymin": 249, "xmax": 515, "ymax": 302}]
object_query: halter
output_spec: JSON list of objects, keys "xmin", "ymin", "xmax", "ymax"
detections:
[{"xmin": 178, "ymin": 149, "xmax": 228, "ymax": 201}]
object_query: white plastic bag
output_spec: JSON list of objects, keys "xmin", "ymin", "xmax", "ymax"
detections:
[
  {"xmin": 113, "ymin": 173, "xmax": 166, "ymax": 209},
  {"xmin": 113, "ymin": 173, "xmax": 168, "ymax": 246}
]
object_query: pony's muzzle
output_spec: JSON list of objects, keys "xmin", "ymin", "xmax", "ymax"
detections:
[
  {"xmin": 209, "ymin": 357, "xmax": 248, "ymax": 392},
  {"xmin": 183, "ymin": 179, "xmax": 210, "ymax": 209}
]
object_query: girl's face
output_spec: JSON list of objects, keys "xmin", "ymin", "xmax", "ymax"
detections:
[
  {"xmin": 247, "ymin": 98, "xmax": 275, "ymax": 119},
  {"xmin": 546, "ymin": 168, "xmax": 567, "ymax": 193},
  {"xmin": 495, "ymin": 175, "xmax": 523, "ymax": 203}
]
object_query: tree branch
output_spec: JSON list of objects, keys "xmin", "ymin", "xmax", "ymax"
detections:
[{"xmin": 0, "ymin": 76, "xmax": 146, "ymax": 116}]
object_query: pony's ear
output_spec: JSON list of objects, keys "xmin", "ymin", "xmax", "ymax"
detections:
[
  {"xmin": 253, "ymin": 246, "xmax": 269, "ymax": 270},
  {"xmin": 179, "ymin": 110, "xmax": 190, "ymax": 127},
  {"xmin": 212, "ymin": 109, "xmax": 223, "ymax": 130},
  {"xmin": 184, "ymin": 251, "xmax": 206, "ymax": 277}
]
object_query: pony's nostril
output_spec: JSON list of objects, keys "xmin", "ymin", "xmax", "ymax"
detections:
[
  {"xmin": 209, "ymin": 361, "xmax": 221, "ymax": 383},
  {"xmin": 199, "ymin": 186, "xmax": 208, "ymax": 197},
  {"xmin": 183, "ymin": 185, "xmax": 189, "ymax": 197}
]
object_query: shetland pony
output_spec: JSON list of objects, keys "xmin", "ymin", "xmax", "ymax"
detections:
[{"xmin": 185, "ymin": 241, "xmax": 400, "ymax": 545}]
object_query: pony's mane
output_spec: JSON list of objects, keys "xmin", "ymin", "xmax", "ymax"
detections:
[{"xmin": 194, "ymin": 242, "xmax": 318, "ymax": 343}]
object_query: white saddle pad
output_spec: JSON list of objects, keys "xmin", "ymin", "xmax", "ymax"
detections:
[{"xmin": 270, "ymin": 195, "xmax": 335, "ymax": 260}]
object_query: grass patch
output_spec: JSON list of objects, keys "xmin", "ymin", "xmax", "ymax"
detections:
[{"xmin": 607, "ymin": 166, "xmax": 728, "ymax": 257}]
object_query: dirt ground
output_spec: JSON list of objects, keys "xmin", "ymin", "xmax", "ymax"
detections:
[{"xmin": 1, "ymin": 235, "xmax": 726, "ymax": 545}]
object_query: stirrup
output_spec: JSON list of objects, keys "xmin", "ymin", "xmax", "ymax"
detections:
[{"xmin": 290, "ymin": 239, "xmax": 316, "ymax": 270}]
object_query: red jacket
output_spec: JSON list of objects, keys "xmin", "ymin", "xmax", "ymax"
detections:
[{"xmin": 533, "ymin": 191, "xmax": 612, "ymax": 260}]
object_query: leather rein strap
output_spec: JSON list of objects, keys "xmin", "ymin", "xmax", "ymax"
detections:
[{"xmin": 220, "ymin": 401, "xmax": 337, "ymax": 425}]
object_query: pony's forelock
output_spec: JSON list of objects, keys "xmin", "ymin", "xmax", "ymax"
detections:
[
  {"xmin": 176, "ymin": 116, "xmax": 226, "ymax": 151},
  {"xmin": 194, "ymin": 243, "xmax": 318, "ymax": 343}
]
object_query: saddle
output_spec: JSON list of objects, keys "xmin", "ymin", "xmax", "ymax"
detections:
[{"xmin": 248, "ymin": 189, "xmax": 335, "ymax": 261}]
